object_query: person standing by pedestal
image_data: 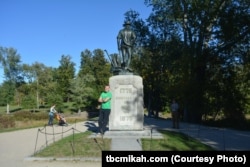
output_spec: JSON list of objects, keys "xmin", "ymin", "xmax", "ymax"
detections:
[
  {"xmin": 98, "ymin": 85, "xmax": 112, "ymax": 135},
  {"xmin": 48, "ymin": 104, "xmax": 57, "ymax": 126},
  {"xmin": 170, "ymin": 99, "xmax": 179, "ymax": 129}
]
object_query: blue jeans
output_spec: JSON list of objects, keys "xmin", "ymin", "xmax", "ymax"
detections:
[{"xmin": 48, "ymin": 114, "xmax": 54, "ymax": 125}]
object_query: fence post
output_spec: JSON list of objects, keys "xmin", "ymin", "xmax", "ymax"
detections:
[
  {"xmin": 61, "ymin": 126, "xmax": 64, "ymax": 139},
  {"xmin": 72, "ymin": 128, "xmax": 75, "ymax": 156},
  {"xmin": 34, "ymin": 128, "xmax": 40, "ymax": 155},
  {"xmin": 52, "ymin": 125, "xmax": 55, "ymax": 143},
  {"xmin": 45, "ymin": 125, "xmax": 48, "ymax": 147}
]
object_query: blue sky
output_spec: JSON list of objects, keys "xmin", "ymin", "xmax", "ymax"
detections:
[{"xmin": 0, "ymin": 0, "xmax": 151, "ymax": 82}]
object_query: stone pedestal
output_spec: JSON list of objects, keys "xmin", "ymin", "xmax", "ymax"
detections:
[{"xmin": 109, "ymin": 75, "xmax": 144, "ymax": 131}]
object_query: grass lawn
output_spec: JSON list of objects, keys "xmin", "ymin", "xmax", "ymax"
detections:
[
  {"xmin": 142, "ymin": 130, "xmax": 214, "ymax": 151},
  {"xmin": 34, "ymin": 129, "xmax": 214, "ymax": 158},
  {"xmin": 0, "ymin": 106, "xmax": 246, "ymax": 158},
  {"xmin": 34, "ymin": 131, "xmax": 111, "ymax": 157}
]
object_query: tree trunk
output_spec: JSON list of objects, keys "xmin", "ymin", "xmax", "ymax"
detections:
[{"xmin": 6, "ymin": 104, "xmax": 9, "ymax": 114}]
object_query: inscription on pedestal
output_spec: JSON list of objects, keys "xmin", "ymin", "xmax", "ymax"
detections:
[
  {"xmin": 109, "ymin": 75, "xmax": 144, "ymax": 131},
  {"xmin": 115, "ymin": 85, "xmax": 137, "ymax": 126}
]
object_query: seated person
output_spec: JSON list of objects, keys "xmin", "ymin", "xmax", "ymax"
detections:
[{"xmin": 55, "ymin": 113, "xmax": 69, "ymax": 126}]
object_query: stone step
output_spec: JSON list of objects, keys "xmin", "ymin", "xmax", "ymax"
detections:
[{"xmin": 111, "ymin": 138, "xmax": 142, "ymax": 151}]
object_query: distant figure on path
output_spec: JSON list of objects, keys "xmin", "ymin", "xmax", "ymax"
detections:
[
  {"xmin": 117, "ymin": 21, "xmax": 136, "ymax": 71},
  {"xmin": 170, "ymin": 99, "xmax": 179, "ymax": 129},
  {"xmin": 48, "ymin": 104, "xmax": 57, "ymax": 126}
]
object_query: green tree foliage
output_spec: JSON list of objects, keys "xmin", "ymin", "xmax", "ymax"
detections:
[
  {"xmin": 56, "ymin": 55, "xmax": 76, "ymax": 102},
  {"xmin": 78, "ymin": 49, "xmax": 94, "ymax": 77},
  {"xmin": 33, "ymin": 64, "xmax": 57, "ymax": 106},
  {"xmin": 78, "ymin": 49, "xmax": 111, "ymax": 99},
  {"xmin": 0, "ymin": 47, "xmax": 112, "ymax": 112},
  {"xmin": 20, "ymin": 63, "xmax": 58, "ymax": 108},
  {"xmin": 0, "ymin": 81, "xmax": 15, "ymax": 106},
  {"xmin": 70, "ymin": 74, "xmax": 96, "ymax": 112},
  {"xmin": 21, "ymin": 94, "xmax": 36, "ymax": 111},
  {"xmin": 92, "ymin": 49, "xmax": 111, "ymax": 92},
  {"xmin": 0, "ymin": 47, "xmax": 23, "ymax": 84},
  {"xmin": 0, "ymin": 47, "xmax": 23, "ymax": 107},
  {"xmin": 128, "ymin": 0, "xmax": 249, "ymax": 122},
  {"xmin": 43, "ymin": 67, "xmax": 64, "ymax": 110}
]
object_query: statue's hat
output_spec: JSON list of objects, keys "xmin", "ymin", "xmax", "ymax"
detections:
[{"xmin": 123, "ymin": 21, "xmax": 131, "ymax": 26}]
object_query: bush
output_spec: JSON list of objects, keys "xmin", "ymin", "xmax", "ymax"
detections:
[
  {"xmin": 13, "ymin": 110, "xmax": 48, "ymax": 121},
  {"xmin": 0, "ymin": 114, "xmax": 15, "ymax": 128}
]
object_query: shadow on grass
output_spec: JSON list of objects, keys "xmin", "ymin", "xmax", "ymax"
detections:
[{"xmin": 142, "ymin": 130, "xmax": 215, "ymax": 151}]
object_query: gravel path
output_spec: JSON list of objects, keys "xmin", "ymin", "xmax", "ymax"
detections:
[{"xmin": 0, "ymin": 122, "xmax": 101, "ymax": 167}]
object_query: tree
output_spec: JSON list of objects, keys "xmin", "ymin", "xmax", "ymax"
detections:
[
  {"xmin": 21, "ymin": 94, "xmax": 36, "ymax": 112},
  {"xmin": 0, "ymin": 47, "xmax": 23, "ymax": 112},
  {"xmin": 92, "ymin": 49, "xmax": 111, "ymax": 93},
  {"xmin": 21, "ymin": 62, "xmax": 56, "ymax": 108},
  {"xmin": 78, "ymin": 49, "xmax": 94, "ymax": 77},
  {"xmin": 56, "ymin": 55, "xmax": 75, "ymax": 102},
  {"xmin": 70, "ymin": 74, "xmax": 96, "ymax": 113},
  {"xmin": 128, "ymin": 0, "xmax": 249, "ymax": 123},
  {"xmin": 0, "ymin": 47, "xmax": 23, "ymax": 84},
  {"xmin": 78, "ymin": 49, "xmax": 111, "ymax": 99},
  {"xmin": 0, "ymin": 81, "xmax": 15, "ymax": 107}
]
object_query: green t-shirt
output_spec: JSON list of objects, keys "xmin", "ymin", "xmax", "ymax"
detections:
[{"xmin": 100, "ymin": 91, "xmax": 112, "ymax": 109}]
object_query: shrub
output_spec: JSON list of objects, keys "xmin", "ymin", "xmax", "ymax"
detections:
[
  {"xmin": 13, "ymin": 110, "xmax": 48, "ymax": 121},
  {"xmin": 0, "ymin": 114, "xmax": 15, "ymax": 128}
]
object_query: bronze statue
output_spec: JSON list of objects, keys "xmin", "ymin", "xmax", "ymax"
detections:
[{"xmin": 117, "ymin": 21, "xmax": 136, "ymax": 71}]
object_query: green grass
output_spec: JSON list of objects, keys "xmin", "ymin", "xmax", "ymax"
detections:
[
  {"xmin": 34, "ymin": 130, "xmax": 214, "ymax": 158},
  {"xmin": 34, "ymin": 131, "xmax": 111, "ymax": 157},
  {"xmin": 0, "ymin": 105, "xmax": 21, "ymax": 113},
  {"xmin": 142, "ymin": 130, "xmax": 214, "ymax": 151}
]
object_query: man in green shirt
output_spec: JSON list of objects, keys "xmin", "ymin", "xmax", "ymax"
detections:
[{"xmin": 98, "ymin": 85, "xmax": 112, "ymax": 134}]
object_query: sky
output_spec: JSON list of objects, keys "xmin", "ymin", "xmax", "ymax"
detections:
[{"xmin": 0, "ymin": 0, "xmax": 152, "ymax": 83}]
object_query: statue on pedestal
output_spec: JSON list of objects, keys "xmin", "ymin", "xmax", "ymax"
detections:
[
  {"xmin": 117, "ymin": 21, "xmax": 136, "ymax": 71},
  {"xmin": 105, "ymin": 21, "xmax": 136, "ymax": 75}
]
